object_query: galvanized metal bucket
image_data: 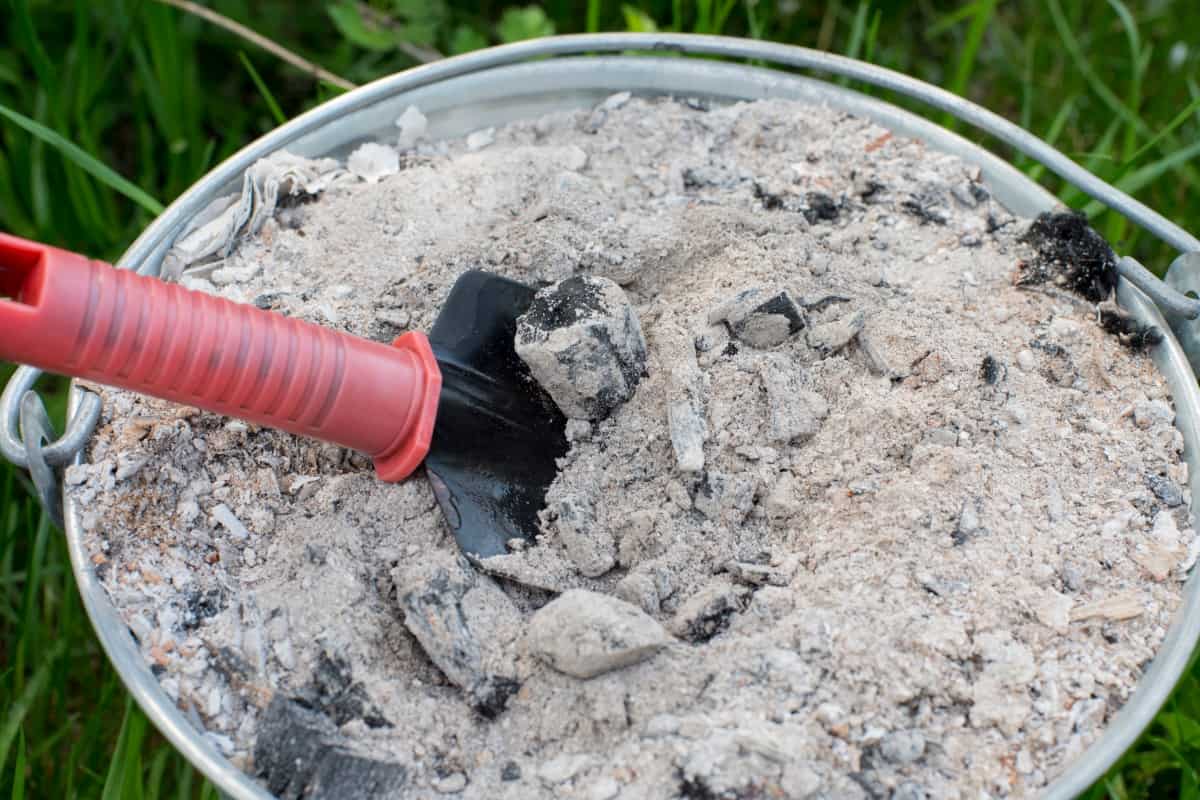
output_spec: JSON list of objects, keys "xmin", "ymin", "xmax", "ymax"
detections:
[{"xmin": 4, "ymin": 34, "xmax": 1200, "ymax": 800}]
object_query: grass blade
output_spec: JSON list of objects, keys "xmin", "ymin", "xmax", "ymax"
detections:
[
  {"xmin": 1026, "ymin": 96, "xmax": 1077, "ymax": 182},
  {"xmin": 843, "ymin": 1, "xmax": 871, "ymax": 62},
  {"xmin": 745, "ymin": 0, "xmax": 763, "ymax": 41},
  {"xmin": 1125, "ymin": 95, "xmax": 1200, "ymax": 166},
  {"xmin": 10, "ymin": 0, "xmax": 57, "ymax": 92},
  {"xmin": 101, "ymin": 700, "xmax": 147, "ymax": 800},
  {"xmin": 0, "ymin": 102, "xmax": 165, "ymax": 215},
  {"xmin": 10, "ymin": 729, "xmax": 24, "ymax": 800},
  {"xmin": 711, "ymin": 0, "xmax": 739, "ymax": 33},
  {"xmin": 926, "ymin": 0, "xmax": 984, "ymax": 38},
  {"xmin": 941, "ymin": 0, "xmax": 998, "ymax": 129},
  {"xmin": 862, "ymin": 8, "xmax": 882, "ymax": 65},
  {"xmin": 238, "ymin": 52, "xmax": 287, "ymax": 126},
  {"xmin": 1083, "ymin": 137, "xmax": 1200, "ymax": 217},
  {"xmin": 1046, "ymin": 0, "xmax": 1149, "ymax": 140},
  {"xmin": 1105, "ymin": 0, "xmax": 1142, "ymax": 71},
  {"xmin": 0, "ymin": 640, "xmax": 65, "ymax": 780}
]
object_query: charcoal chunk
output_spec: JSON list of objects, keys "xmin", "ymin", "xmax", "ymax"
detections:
[
  {"xmin": 516, "ymin": 276, "xmax": 647, "ymax": 420},
  {"xmin": 901, "ymin": 190, "xmax": 949, "ymax": 225},
  {"xmin": 709, "ymin": 287, "xmax": 806, "ymax": 349},
  {"xmin": 804, "ymin": 192, "xmax": 840, "ymax": 223},
  {"xmin": 671, "ymin": 578, "xmax": 750, "ymax": 643},
  {"xmin": 182, "ymin": 587, "xmax": 224, "ymax": 630},
  {"xmin": 308, "ymin": 749, "xmax": 409, "ymax": 799},
  {"xmin": 1099, "ymin": 299, "xmax": 1163, "ymax": 350},
  {"xmin": 395, "ymin": 553, "xmax": 522, "ymax": 715},
  {"xmin": 1147, "ymin": 473, "xmax": 1185, "ymax": 508},
  {"xmin": 1020, "ymin": 211, "xmax": 1118, "ymax": 302},
  {"xmin": 254, "ymin": 696, "xmax": 407, "ymax": 800},
  {"xmin": 298, "ymin": 651, "xmax": 390, "ymax": 729},
  {"xmin": 980, "ymin": 355, "xmax": 1003, "ymax": 385}
]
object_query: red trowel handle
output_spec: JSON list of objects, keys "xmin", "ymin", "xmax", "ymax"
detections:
[{"xmin": 0, "ymin": 233, "xmax": 441, "ymax": 481}]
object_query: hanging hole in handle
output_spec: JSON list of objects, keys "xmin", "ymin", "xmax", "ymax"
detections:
[{"xmin": 0, "ymin": 236, "xmax": 45, "ymax": 306}]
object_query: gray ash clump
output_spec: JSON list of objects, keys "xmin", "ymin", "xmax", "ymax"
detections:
[{"xmin": 1020, "ymin": 211, "xmax": 1118, "ymax": 302}]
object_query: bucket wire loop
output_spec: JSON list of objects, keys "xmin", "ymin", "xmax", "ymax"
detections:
[
  {"xmin": 0, "ymin": 364, "xmax": 102, "ymax": 470},
  {"xmin": 1119, "ymin": 256, "xmax": 1200, "ymax": 321},
  {"xmin": 19, "ymin": 389, "xmax": 65, "ymax": 529}
]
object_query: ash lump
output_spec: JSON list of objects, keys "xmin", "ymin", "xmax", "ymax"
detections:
[
  {"xmin": 708, "ymin": 286, "xmax": 806, "ymax": 349},
  {"xmin": 757, "ymin": 354, "xmax": 829, "ymax": 444},
  {"xmin": 527, "ymin": 589, "xmax": 670, "ymax": 679},
  {"xmin": 551, "ymin": 495, "xmax": 616, "ymax": 577},
  {"xmin": 515, "ymin": 275, "xmax": 648, "ymax": 421},
  {"xmin": 668, "ymin": 395, "xmax": 707, "ymax": 473},
  {"xmin": 660, "ymin": 314, "xmax": 708, "ymax": 474},
  {"xmin": 394, "ymin": 553, "xmax": 521, "ymax": 717},
  {"xmin": 670, "ymin": 578, "xmax": 750, "ymax": 644},
  {"xmin": 692, "ymin": 470, "xmax": 757, "ymax": 524},
  {"xmin": 806, "ymin": 309, "xmax": 865, "ymax": 356}
]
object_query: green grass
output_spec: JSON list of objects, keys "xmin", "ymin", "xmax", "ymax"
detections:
[{"xmin": 2, "ymin": 0, "xmax": 1199, "ymax": 797}]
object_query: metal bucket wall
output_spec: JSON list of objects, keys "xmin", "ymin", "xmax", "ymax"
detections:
[{"xmin": 52, "ymin": 37, "xmax": 1200, "ymax": 800}]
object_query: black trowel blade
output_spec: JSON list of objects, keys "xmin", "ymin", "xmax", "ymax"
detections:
[{"xmin": 424, "ymin": 271, "xmax": 569, "ymax": 558}]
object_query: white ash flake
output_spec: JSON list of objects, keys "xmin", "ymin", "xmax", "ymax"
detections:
[
  {"xmin": 71, "ymin": 95, "xmax": 1193, "ymax": 799},
  {"xmin": 347, "ymin": 142, "xmax": 401, "ymax": 183}
]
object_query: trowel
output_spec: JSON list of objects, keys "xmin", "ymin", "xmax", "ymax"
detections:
[{"xmin": 0, "ymin": 233, "xmax": 567, "ymax": 558}]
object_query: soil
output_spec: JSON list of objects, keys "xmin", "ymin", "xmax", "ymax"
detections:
[{"xmin": 69, "ymin": 94, "xmax": 1197, "ymax": 800}]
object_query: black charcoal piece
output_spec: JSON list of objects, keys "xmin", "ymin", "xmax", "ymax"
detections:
[
  {"xmin": 394, "ymin": 553, "xmax": 522, "ymax": 716},
  {"xmin": 981, "ymin": 355, "xmax": 1003, "ymax": 385},
  {"xmin": 804, "ymin": 192, "xmax": 840, "ymax": 223},
  {"xmin": 1099, "ymin": 300, "xmax": 1163, "ymax": 350},
  {"xmin": 901, "ymin": 191, "xmax": 950, "ymax": 225},
  {"xmin": 1147, "ymin": 474, "xmax": 1185, "ymax": 508},
  {"xmin": 709, "ymin": 287, "xmax": 806, "ymax": 349},
  {"xmin": 298, "ymin": 652, "xmax": 390, "ymax": 729},
  {"xmin": 515, "ymin": 276, "xmax": 648, "ymax": 421},
  {"xmin": 254, "ymin": 696, "xmax": 336, "ymax": 799},
  {"xmin": 307, "ymin": 748, "xmax": 408, "ymax": 799},
  {"xmin": 254, "ymin": 696, "xmax": 406, "ymax": 800},
  {"xmin": 1020, "ymin": 211, "xmax": 1118, "ymax": 302},
  {"xmin": 671, "ymin": 579, "xmax": 750, "ymax": 644},
  {"xmin": 182, "ymin": 587, "xmax": 224, "ymax": 630}
]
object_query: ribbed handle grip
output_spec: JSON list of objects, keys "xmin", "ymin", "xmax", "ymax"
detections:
[{"xmin": 0, "ymin": 233, "xmax": 441, "ymax": 481}]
